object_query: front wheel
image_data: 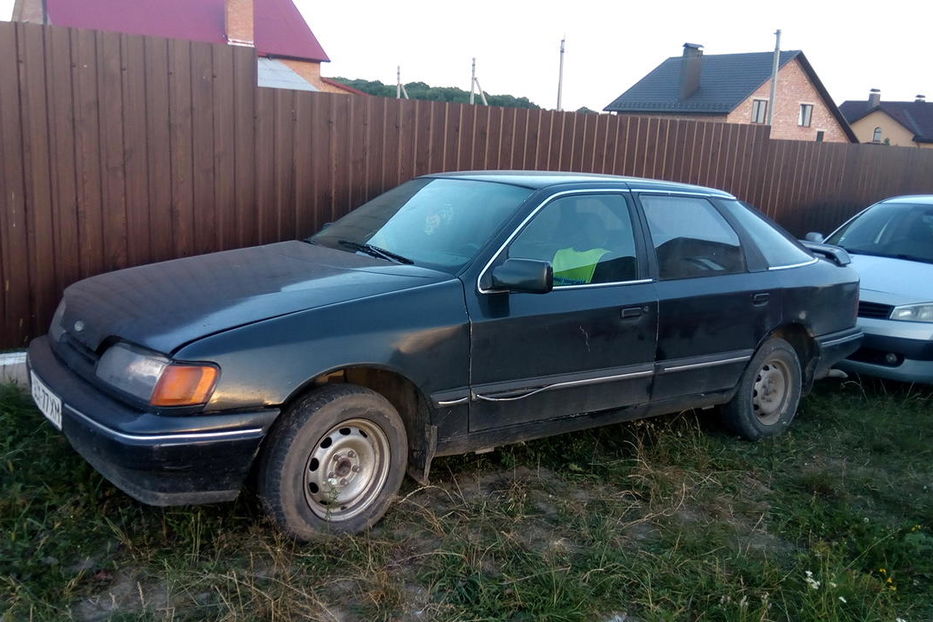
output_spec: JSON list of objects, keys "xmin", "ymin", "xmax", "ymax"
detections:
[
  {"xmin": 258, "ymin": 384, "xmax": 408, "ymax": 539},
  {"xmin": 721, "ymin": 338, "xmax": 802, "ymax": 440}
]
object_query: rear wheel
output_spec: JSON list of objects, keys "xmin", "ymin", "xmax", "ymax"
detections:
[
  {"xmin": 258, "ymin": 384, "xmax": 408, "ymax": 539},
  {"xmin": 722, "ymin": 338, "xmax": 802, "ymax": 440}
]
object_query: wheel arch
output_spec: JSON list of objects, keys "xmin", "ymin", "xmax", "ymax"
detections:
[
  {"xmin": 765, "ymin": 323, "xmax": 819, "ymax": 392},
  {"xmin": 277, "ymin": 364, "xmax": 436, "ymax": 484}
]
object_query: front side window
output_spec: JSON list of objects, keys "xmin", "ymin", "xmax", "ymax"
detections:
[
  {"xmin": 799, "ymin": 104, "xmax": 813, "ymax": 127},
  {"xmin": 640, "ymin": 195, "xmax": 745, "ymax": 280},
  {"xmin": 507, "ymin": 194, "xmax": 639, "ymax": 286},
  {"xmin": 311, "ymin": 178, "xmax": 533, "ymax": 273},
  {"xmin": 751, "ymin": 99, "xmax": 768, "ymax": 124}
]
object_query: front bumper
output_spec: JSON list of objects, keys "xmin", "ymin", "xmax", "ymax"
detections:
[
  {"xmin": 836, "ymin": 329, "xmax": 933, "ymax": 384},
  {"xmin": 26, "ymin": 336, "xmax": 279, "ymax": 506}
]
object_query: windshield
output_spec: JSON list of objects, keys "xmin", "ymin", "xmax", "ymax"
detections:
[
  {"xmin": 827, "ymin": 202, "xmax": 933, "ymax": 264},
  {"xmin": 309, "ymin": 178, "xmax": 533, "ymax": 273}
]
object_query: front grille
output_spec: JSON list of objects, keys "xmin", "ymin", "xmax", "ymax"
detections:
[
  {"xmin": 858, "ymin": 301, "xmax": 894, "ymax": 319},
  {"xmin": 51, "ymin": 332, "xmax": 100, "ymax": 385}
]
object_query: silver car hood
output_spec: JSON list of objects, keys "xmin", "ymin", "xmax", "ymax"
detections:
[{"xmin": 850, "ymin": 253, "xmax": 933, "ymax": 305}]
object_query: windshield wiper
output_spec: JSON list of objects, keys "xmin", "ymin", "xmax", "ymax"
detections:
[
  {"xmin": 890, "ymin": 253, "xmax": 933, "ymax": 265},
  {"xmin": 337, "ymin": 240, "xmax": 414, "ymax": 264}
]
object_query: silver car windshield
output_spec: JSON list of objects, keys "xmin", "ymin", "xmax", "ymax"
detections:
[
  {"xmin": 310, "ymin": 178, "xmax": 533, "ymax": 273},
  {"xmin": 828, "ymin": 202, "xmax": 933, "ymax": 265}
]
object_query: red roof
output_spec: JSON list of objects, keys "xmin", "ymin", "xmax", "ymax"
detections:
[{"xmin": 47, "ymin": 0, "xmax": 330, "ymax": 63}]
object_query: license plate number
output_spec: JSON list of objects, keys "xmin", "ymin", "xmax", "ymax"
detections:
[{"xmin": 30, "ymin": 371, "xmax": 62, "ymax": 431}]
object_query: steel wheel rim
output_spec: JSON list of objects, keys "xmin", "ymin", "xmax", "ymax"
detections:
[
  {"xmin": 752, "ymin": 358, "xmax": 790, "ymax": 425},
  {"xmin": 303, "ymin": 418, "xmax": 391, "ymax": 521}
]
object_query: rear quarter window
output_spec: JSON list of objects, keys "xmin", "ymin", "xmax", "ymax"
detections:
[{"xmin": 719, "ymin": 200, "xmax": 814, "ymax": 268}]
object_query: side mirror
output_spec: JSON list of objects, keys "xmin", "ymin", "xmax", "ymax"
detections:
[
  {"xmin": 491, "ymin": 259, "xmax": 553, "ymax": 294},
  {"xmin": 804, "ymin": 232, "xmax": 824, "ymax": 243}
]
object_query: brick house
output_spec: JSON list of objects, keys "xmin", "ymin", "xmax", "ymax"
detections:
[
  {"xmin": 840, "ymin": 90, "xmax": 933, "ymax": 148},
  {"xmin": 604, "ymin": 44, "xmax": 856, "ymax": 143},
  {"xmin": 11, "ymin": 0, "xmax": 362, "ymax": 95}
]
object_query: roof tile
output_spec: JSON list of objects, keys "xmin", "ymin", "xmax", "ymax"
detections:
[
  {"xmin": 47, "ymin": 0, "xmax": 329, "ymax": 63},
  {"xmin": 604, "ymin": 51, "xmax": 799, "ymax": 114}
]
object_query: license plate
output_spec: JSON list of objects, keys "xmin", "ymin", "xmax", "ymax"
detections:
[{"xmin": 30, "ymin": 371, "xmax": 63, "ymax": 431}]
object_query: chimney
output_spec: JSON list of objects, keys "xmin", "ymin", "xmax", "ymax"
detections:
[
  {"xmin": 916, "ymin": 94, "xmax": 926, "ymax": 103},
  {"xmin": 868, "ymin": 88, "xmax": 881, "ymax": 107},
  {"xmin": 11, "ymin": 0, "xmax": 47, "ymax": 24},
  {"xmin": 679, "ymin": 43, "xmax": 703, "ymax": 100},
  {"xmin": 225, "ymin": 0, "xmax": 254, "ymax": 47}
]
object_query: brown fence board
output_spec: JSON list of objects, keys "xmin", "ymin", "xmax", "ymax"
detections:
[
  {"xmin": 3, "ymin": 22, "xmax": 933, "ymax": 348},
  {"xmin": 211, "ymin": 43, "xmax": 236, "ymax": 250},
  {"xmin": 0, "ymin": 22, "xmax": 30, "ymax": 344},
  {"xmin": 273, "ymin": 89, "xmax": 296, "ymax": 240},
  {"xmin": 143, "ymin": 37, "xmax": 173, "ymax": 262},
  {"xmin": 190, "ymin": 41, "xmax": 217, "ymax": 255},
  {"xmin": 167, "ymin": 39, "xmax": 194, "ymax": 257},
  {"xmin": 19, "ymin": 24, "xmax": 56, "ymax": 338},
  {"xmin": 120, "ymin": 33, "xmax": 152, "ymax": 266},
  {"xmin": 98, "ymin": 31, "xmax": 128, "ymax": 273}
]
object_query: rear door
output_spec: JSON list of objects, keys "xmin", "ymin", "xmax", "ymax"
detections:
[
  {"xmin": 634, "ymin": 193, "xmax": 781, "ymax": 400},
  {"xmin": 466, "ymin": 190, "xmax": 658, "ymax": 432}
]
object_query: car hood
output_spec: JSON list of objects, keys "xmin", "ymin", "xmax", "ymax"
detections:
[
  {"xmin": 850, "ymin": 253, "xmax": 933, "ymax": 305},
  {"xmin": 58, "ymin": 241, "xmax": 451, "ymax": 354}
]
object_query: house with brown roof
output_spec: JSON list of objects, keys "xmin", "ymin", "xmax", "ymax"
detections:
[
  {"xmin": 840, "ymin": 90, "xmax": 933, "ymax": 148},
  {"xmin": 604, "ymin": 44, "xmax": 856, "ymax": 143},
  {"xmin": 11, "ymin": 0, "xmax": 362, "ymax": 95}
]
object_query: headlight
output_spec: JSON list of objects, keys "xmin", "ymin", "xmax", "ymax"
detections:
[
  {"xmin": 49, "ymin": 299, "xmax": 67, "ymax": 342},
  {"xmin": 890, "ymin": 303, "xmax": 933, "ymax": 323},
  {"xmin": 96, "ymin": 342, "xmax": 219, "ymax": 406}
]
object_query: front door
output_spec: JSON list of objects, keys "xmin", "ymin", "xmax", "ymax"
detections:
[{"xmin": 466, "ymin": 191, "xmax": 658, "ymax": 432}]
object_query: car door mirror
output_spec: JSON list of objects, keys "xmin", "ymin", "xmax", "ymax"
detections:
[
  {"xmin": 491, "ymin": 259, "xmax": 553, "ymax": 294},
  {"xmin": 804, "ymin": 232, "xmax": 824, "ymax": 243}
]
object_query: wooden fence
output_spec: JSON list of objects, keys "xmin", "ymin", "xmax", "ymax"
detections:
[{"xmin": 2, "ymin": 21, "xmax": 933, "ymax": 349}]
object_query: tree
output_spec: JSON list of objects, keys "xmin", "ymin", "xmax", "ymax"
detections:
[{"xmin": 330, "ymin": 77, "xmax": 541, "ymax": 109}]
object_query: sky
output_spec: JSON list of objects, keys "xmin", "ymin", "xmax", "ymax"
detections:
[{"xmin": 2, "ymin": 0, "xmax": 930, "ymax": 112}]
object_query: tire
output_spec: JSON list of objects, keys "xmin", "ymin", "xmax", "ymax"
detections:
[
  {"xmin": 258, "ymin": 384, "xmax": 408, "ymax": 539},
  {"xmin": 721, "ymin": 338, "xmax": 802, "ymax": 441}
]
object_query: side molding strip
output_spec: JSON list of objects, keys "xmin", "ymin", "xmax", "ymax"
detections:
[
  {"xmin": 660, "ymin": 355, "xmax": 751, "ymax": 374},
  {"xmin": 473, "ymin": 369, "xmax": 654, "ymax": 403}
]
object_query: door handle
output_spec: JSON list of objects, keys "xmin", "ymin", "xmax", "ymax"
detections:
[
  {"xmin": 752, "ymin": 292, "xmax": 770, "ymax": 305},
  {"xmin": 621, "ymin": 306, "xmax": 644, "ymax": 319}
]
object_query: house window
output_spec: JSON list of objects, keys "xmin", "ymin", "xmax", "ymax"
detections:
[
  {"xmin": 751, "ymin": 99, "xmax": 768, "ymax": 124},
  {"xmin": 799, "ymin": 104, "xmax": 813, "ymax": 127},
  {"xmin": 872, "ymin": 127, "xmax": 883, "ymax": 143},
  {"xmin": 816, "ymin": 130, "xmax": 825, "ymax": 143}
]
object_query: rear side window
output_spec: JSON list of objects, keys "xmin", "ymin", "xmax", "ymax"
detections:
[
  {"xmin": 719, "ymin": 200, "xmax": 813, "ymax": 268},
  {"xmin": 640, "ymin": 195, "xmax": 745, "ymax": 280}
]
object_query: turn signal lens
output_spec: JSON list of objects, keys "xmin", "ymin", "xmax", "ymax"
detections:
[{"xmin": 150, "ymin": 365, "xmax": 219, "ymax": 406}]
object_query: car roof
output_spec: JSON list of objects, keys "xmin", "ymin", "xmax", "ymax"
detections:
[
  {"xmin": 878, "ymin": 195, "xmax": 933, "ymax": 205},
  {"xmin": 422, "ymin": 170, "xmax": 735, "ymax": 198}
]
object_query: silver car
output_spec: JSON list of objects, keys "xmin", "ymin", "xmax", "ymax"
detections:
[{"xmin": 809, "ymin": 196, "xmax": 933, "ymax": 383}]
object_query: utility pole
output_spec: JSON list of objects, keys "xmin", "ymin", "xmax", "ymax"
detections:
[
  {"xmin": 767, "ymin": 29, "xmax": 781, "ymax": 125},
  {"xmin": 556, "ymin": 37, "xmax": 565, "ymax": 111},
  {"xmin": 396, "ymin": 66, "xmax": 408, "ymax": 100},
  {"xmin": 469, "ymin": 58, "xmax": 487, "ymax": 105}
]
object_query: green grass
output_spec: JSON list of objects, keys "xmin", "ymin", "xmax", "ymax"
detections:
[{"xmin": 1, "ymin": 378, "xmax": 930, "ymax": 621}]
